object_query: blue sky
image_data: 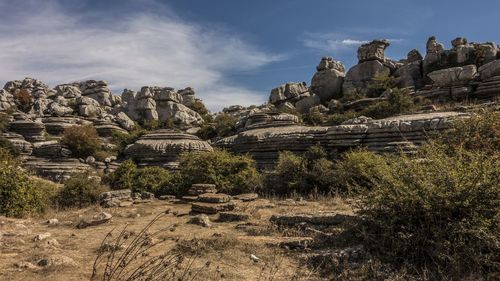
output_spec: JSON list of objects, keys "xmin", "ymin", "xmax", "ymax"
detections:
[{"xmin": 0, "ymin": 0, "xmax": 499, "ymax": 110}]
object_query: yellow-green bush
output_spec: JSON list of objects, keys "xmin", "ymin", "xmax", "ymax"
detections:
[
  {"xmin": 62, "ymin": 125, "xmax": 102, "ymax": 158},
  {"xmin": 178, "ymin": 149, "xmax": 261, "ymax": 194},
  {"xmin": 196, "ymin": 113, "xmax": 237, "ymax": 140},
  {"xmin": 332, "ymin": 149, "xmax": 393, "ymax": 194},
  {"xmin": 358, "ymin": 146, "xmax": 499, "ymax": 277},
  {"xmin": 105, "ymin": 159, "xmax": 137, "ymax": 190},
  {"xmin": 133, "ymin": 166, "xmax": 173, "ymax": 195},
  {"xmin": 265, "ymin": 146, "xmax": 336, "ymax": 195},
  {"xmin": 0, "ymin": 148, "xmax": 57, "ymax": 217},
  {"xmin": 58, "ymin": 171, "xmax": 108, "ymax": 208}
]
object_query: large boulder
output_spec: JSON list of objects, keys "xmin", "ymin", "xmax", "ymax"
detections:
[
  {"xmin": 343, "ymin": 60, "xmax": 391, "ymax": 94},
  {"xmin": 156, "ymin": 101, "xmax": 204, "ymax": 126},
  {"xmin": 478, "ymin": 59, "xmax": 500, "ymax": 80},
  {"xmin": 394, "ymin": 50, "xmax": 423, "ymax": 88},
  {"xmin": 115, "ymin": 112, "xmax": 135, "ymax": 131},
  {"xmin": 295, "ymin": 94, "xmax": 321, "ymax": 114},
  {"xmin": 357, "ymin": 39, "xmax": 390, "ymax": 62},
  {"xmin": 311, "ymin": 57, "xmax": 345, "ymax": 101},
  {"xmin": 269, "ymin": 82, "xmax": 308, "ymax": 104},
  {"xmin": 427, "ymin": 65, "xmax": 477, "ymax": 86}
]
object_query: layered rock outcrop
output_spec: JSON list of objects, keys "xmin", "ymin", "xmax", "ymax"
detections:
[
  {"xmin": 216, "ymin": 111, "xmax": 468, "ymax": 169},
  {"xmin": 124, "ymin": 130, "xmax": 213, "ymax": 168}
]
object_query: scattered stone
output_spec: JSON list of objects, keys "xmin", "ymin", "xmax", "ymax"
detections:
[
  {"xmin": 44, "ymin": 218, "xmax": 59, "ymax": 225},
  {"xmin": 34, "ymin": 232, "xmax": 51, "ymax": 241},
  {"xmin": 76, "ymin": 212, "xmax": 112, "ymax": 229},
  {"xmin": 218, "ymin": 212, "xmax": 250, "ymax": 222},
  {"xmin": 181, "ymin": 196, "xmax": 199, "ymax": 203},
  {"xmin": 159, "ymin": 195, "xmax": 176, "ymax": 200},
  {"xmin": 187, "ymin": 214, "xmax": 211, "ymax": 227},
  {"xmin": 233, "ymin": 193, "xmax": 259, "ymax": 202},
  {"xmin": 191, "ymin": 201, "xmax": 236, "ymax": 214},
  {"xmin": 37, "ymin": 255, "xmax": 77, "ymax": 267},
  {"xmin": 14, "ymin": 261, "xmax": 39, "ymax": 270}
]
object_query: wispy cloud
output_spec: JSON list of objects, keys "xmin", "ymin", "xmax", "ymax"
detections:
[
  {"xmin": 0, "ymin": 0, "xmax": 283, "ymax": 111},
  {"xmin": 301, "ymin": 32, "xmax": 404, "ymax": 53}
]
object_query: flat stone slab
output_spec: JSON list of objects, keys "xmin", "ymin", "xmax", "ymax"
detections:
[
  {"xmin": 181, "ymin": 196, "xmax": 199, "ymax": 202},
  {"xmin": 188, "ymin": 184, "xmax": 217, "ymax": 195},
  {"xmin": 191, "ymin": 201, "xmax": 236, "ymax": 214},
  {"xmin": 218, "ymin": 211, "xmax": 250, "ymax": 222},
  {"xmin": 233, "ymin": 193, "xmax": 259, "ymax": 202},
  {"xmin": 76, "ymin": 212, "xmax": 112, "ymax": 229},
  {"xmin": 198, "ymin": 193, "xmax": 231, "ymax": 203},
  {"xmin": 270, "ymin": 213, "xmax": 356, "ymax": 226}
]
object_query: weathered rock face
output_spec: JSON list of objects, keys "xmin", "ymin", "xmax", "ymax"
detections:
[
  {"xmin": 23, "ymin": 157, "xmax": 91, "ymax": 182},
  {"xmin": 123, "ymin": 86, "xmax": 205, "ymax": 128},
  {"xmin": 216, "ymin": 112, "xmax": 467, "ymax": 169},
  {"xmin": 8, "ymin": 120, "xmax": 46, "ymax": 142},
  {"xmin": 269, "ymin": 82, "xmax": 309, "ymax": 105},
  {"xmin": 216, "ymin": 125, "xmax": 329, "ymax": 170},
  {"xmin": 427, "ymin": 65, "xmax": 478, "ymax": 86},
  {"xmin": 343, "ymin": 60, "xmax": 391, "ymax": 94},
  {"xmin": 124, "ymin": 130, "xmax": 213, "ymax": 168},
  {"xmin": 357, "ymin": 39, "xmax": 390, "ymax": 62},
  {"xmin": 241, "ymin": 112, "xmax": 300, "ymax": 131},
  {"xmin": 311, "ymin": 57, "xmax": 345, "ymax": 101}
]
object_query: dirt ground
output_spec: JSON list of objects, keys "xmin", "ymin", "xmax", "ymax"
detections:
[{"xmin": 0, "ymin": 197, "xmax": 354, "ymax": 281}]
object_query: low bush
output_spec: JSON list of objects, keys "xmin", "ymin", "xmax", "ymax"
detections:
[
  {"xmin": 358, "ymin": 146, "xmax": 499, "ymax": 277},
  {"xmin": 111, "ymin": 129, "xmax": 146, "ymax": 157},
  {"xmin": 57, "ymin": 171, "xmax": 107, "ymax": 208},
  {"xmin": 105, "ymin": 160, "xmax": 180, "ymax": 196},
  {"xmin": 331, "ymin": 149, "xmax": 393, "ymax": 194},
  {"xmin": 436, "ymin": 111, "xmax": 500, "ymax": 154},
  {"xmin": 105, "ymin": 159, "xmax": 137, "ymax": 190},
  {"xmin": 360, "ymin": 88, "xmax": 415, "ymax": 119},
  {"xmin": 0, "ymin": 148, "xmax": 57, "ymax": 217},
  {"xmin": 178, "ymin": 149, "xmax": 261, "ymax": 194},
  {"xmin": 133, "ymin": 166, "xmax": 173, "ymax": 195},
  {"xmin": 196, "ymin": 113, "xmax": 237, "ymax": 140},
  {"xmin": 266, "ymin": 146, "xmax": 336, "ymax": 195},
  {"xmin": 62, "ymin": 125, "xmax": 102, "ymax": 158}
]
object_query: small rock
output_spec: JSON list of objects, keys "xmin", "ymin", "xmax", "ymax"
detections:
[
  {"xmin": 76, "ymin": 212, "xmax": 112, "ymax": 229},
  {"xmin": 46, "ymin": 238, "xmax": 60, "ymax": 247},
  {"xmin": 234, "ymin": 193, "xmax": 258, "ymax": 202},
  {"xmin": 159, "ymin": 195, "xmax": 176, "ymax": 200},
  {"xmin": 187, "ymin": 214, "xmax": 211, "ymax": 227},
  {"xmin": 250, "ymin": 254, "xmax": 260, "ymax": 262},
  {"xmin": 34, "ymin": 232, "xmax": 51, "ymax": 241},
  {"xmin": 37, "ymin": 255, "xmax": 77, "ymax": 267},
  {"xmin": 14, "ymin": 261, "xmax": 39, "ymax": 270},
  {"xmin": 85, "ymin": 156, "xmax": 96, "ymax": 165},
  {"xmin": 141, "ymin": 191, "xmax": 155, "ymax": 200},
  {"xmin": 45, "ymin": 218, "xmax": 59, "ymax": 225},
  {"xmin": 218, "ymin": 212, "xmax": 250, "ymax": 222}
]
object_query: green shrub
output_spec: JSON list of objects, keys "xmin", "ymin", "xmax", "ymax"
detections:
[
  {"xmin": 196, "ymin": 124, "xmax": 217, "ymax": 140},
  {"xmin": 0, "ymin": 148, "xmax": 56, "ymax": 217},
  {"xmin": 133, "ymin": 166, "xmax": 173, "ymax": 195},
  {"xmin": 303, "ymin": 107, "xmax": 325, "ymax": 126},
  {"xmin": 332, "ymin": 149, "xmax": 393, "ymax": 194},
  {"xmin": 358, "ymin": 146, "xmax": 499, "ymax": 277},
  {"xmin": 111, "ymin": 129, "xmax": 146, "ymax": 156},
  {"xmin": 214, "ymin": 113, "xmax": 237, "ymax": 138},
  {"xmin": 58, "ymin": 171, "xmax": 107, "ymax": 208},
  {"xmin": 437, "ymin": 111, "xmax": 500, "ymax": 154},
  {"xmin": 105, "ymin": 159, "xmax": 138, "ymax": 190},
  {"xmin": 196, "ymin": 113, "xmax": 237, "ymax": 140},
  {"xmin": 266, "ymin": 146, "xmax": 336, "ymax": 195},
  {"xmin": 178, "ymin": 149, "xmax": 261, "ymax": 194},
  {"xmin": 139, "ymin": 119, "xmax": 175, "ymax": 131},
  {"xmin": 324, "ymin": 111, "xmax": 360, "ymax": 126},
  {"xmin": 62, "ymin": 125, "xmax": 102, "ymax": 158},
  {"xmin": 360, "ymin": 88, "xmax": 415, "ymax": 119}
]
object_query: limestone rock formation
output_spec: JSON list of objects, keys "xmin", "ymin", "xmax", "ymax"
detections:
[
  {"xmin": 124, "ymin": 130, "xmax": 213, "ymax": 168},
  {"xmin": 311, "ymin": 57, "xmax": 345, "ymax": 101},
  {"xmin": 269, "ymin": 82, "xmax": 309, "ymax": 105},
  {"xmin": 216, "ymin": 112, "xmax": 468, "ymax": 169},
  {"xmin": 357, "ymin": 39, "xmax": 390, "ymax": 62},
  {"xmin": 343, "ymin": 60, "xmax": 391, "ymax": 94}
]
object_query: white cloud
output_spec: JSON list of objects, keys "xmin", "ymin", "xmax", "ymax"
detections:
[
  {"xmin": 0, "ymin": 0, "xmax": 282, "ymax": 111},
  {"xmin": 301, "ymin": 32, "xmax": 404, "ymax": 53}
]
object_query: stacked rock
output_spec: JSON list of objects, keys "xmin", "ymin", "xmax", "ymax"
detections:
[
  {"xmin": 191, "ymin": 193, "xmax": 236, "ymax": 214},
  {"xmin": 188, "ymin": 184, "xmax": 217, "ymax": 195}
]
